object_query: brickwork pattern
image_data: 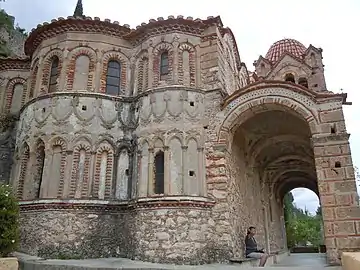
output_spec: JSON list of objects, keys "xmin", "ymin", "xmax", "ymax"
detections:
[
  {"xmin": 66, "ymin": 47, "xmax": 96, "ymax": 91},
  {"xmin": 29, "ymin": 63, "xmax": 38, "ymax": 99},
  {"xmin": 136, "ymin": 53, "xmax": 149, "ymax": 94},
  {"xmin": 178, "ymin": 43, "xmax": 196, "ymax": 87},
  {"xmin": 99, "ymin": 52, "xmax": 127, "ymax": 94},
  {"xmin": 92, "ymin": 144, "xmax": 114, "ymax": 199},
  {"xmin": 40, "ymin": 50, "xmax": 63, "ymax": 94},
  {"xmin": 68, "ymin": 143, "xmax": 91, "ymax": 198},
  {"xmin": 2, "ymin": 13, "xmax": 358, "ymax": 266},
  {"xmin": 5, "ymin": 77, "xmax": 27, "ymax": 113},
  {"xmin": 152, "ymin": 43, "xmax": 174, "ymax": 87}
]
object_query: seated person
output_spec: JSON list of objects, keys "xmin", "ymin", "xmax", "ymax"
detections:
[{"xmin": 244, "ymin": 226, "xmax": 269, "ymax": 267}]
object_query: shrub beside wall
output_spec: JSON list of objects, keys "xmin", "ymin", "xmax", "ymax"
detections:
[{"xmin": 0, "ymin": 184, "xmax": 19, "ymax": 257}]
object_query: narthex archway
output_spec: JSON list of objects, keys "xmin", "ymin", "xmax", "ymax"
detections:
[{"xmin": 214, "ymin": 81, "xmax": 359, "ymax": 265}]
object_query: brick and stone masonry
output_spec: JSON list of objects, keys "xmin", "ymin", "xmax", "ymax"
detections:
[{"xmin": 0, "ymin": 11, "xmax": 358, "ymax": 266}]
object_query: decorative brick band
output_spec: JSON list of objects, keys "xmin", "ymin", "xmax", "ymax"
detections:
[
  {"xmin": 178, "ymin": 43, "xmax": 196, "ymax": 87},
  {"xmin": 5, "ymin": 77, "xmax": 27, "ymax": 113},
  {"xmin": 19, "ymin": 197, "xmax": 216, "ymax": 212},
  {"xmin": 92, "ymin": 143, "xmax": 114, "ymax": 199},
  {"xmin": 29, "ymin": 61, "xmax": 39, "ymax": 99},
  {"xmin": 40, "ymin": 50, "xmax": 63, "ymax": 94},
  {"xmin": 69, "ymin": 143, "xmax": 91, "ymax": 198},
  {"xmin": 153, "ymin": 43, "xmax": 173, "ymax": 87},
  {"xmin": 136, "ymin": 52, "xmax": 149, "ymax": 94},
  {"xmin": 99, "ymin": 52, "xmax": 127, "ymax": 94},
  {"xmin": 50, "ymin": 137, "xmax": 67, "ymax": 198},
  {"xmin": 66, "ymin": 47, "xmax": 96, "ymax": 91},
  {"xmin": 222, "ymin": 80, "xmax": 347, "ymax": 109}
]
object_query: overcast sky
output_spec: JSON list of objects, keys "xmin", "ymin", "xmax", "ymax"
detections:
[{"xmin": 2, "ymin": 0, "xmax": 360, "ymax": 214}]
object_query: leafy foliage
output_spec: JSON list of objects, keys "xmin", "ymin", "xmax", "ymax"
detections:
[
  {"xmin": 0, "ymin": 184, "xmax": 19, "ymax": 257},
  {"xmin": 283, "ymin": 192, "xmax": 323, "ymax": 248}
]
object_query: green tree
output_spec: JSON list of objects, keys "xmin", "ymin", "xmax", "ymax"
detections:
[
  {"xmin": 0, "ymin": 184, "xmax": 19, "ymax": 257},
  {"xmin": 283, "ymin": 192, "xmax": 323, "ymax": 248}
]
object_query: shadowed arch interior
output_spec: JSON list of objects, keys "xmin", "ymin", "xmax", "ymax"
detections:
[{"xmin": 229, "ymin": 104, "xmax": 318, "ymax": 255}]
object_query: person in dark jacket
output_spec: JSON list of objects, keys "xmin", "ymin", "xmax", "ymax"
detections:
[{"xmin": 244, "ymin": 226, "xmax": 269, "ymax": 267}]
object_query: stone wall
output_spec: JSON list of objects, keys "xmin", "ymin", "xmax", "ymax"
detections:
[
  {"xmin": 133, "ymin": 206, "xmax": 217, "ymax": 264},
  {"xmin": 14, "ymin": 93, "xmax": 135, "ymax": 201},
  {"xmin": 19, "ymin": 201, "xmax": 132, "ymax": 258}
]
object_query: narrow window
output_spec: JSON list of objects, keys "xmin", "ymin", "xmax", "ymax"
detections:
[
  {"xmin": 298, "ymin": 77, "xmax": 308, "ymax": 88},
  {"xmin": 160, "ymin": 52, "xmax": 169, "ymax": 76},
  {"xmin": 335, "ymin": 161, "xmax": 341, "ymax": 168},
  {"xmin": 10, "ymin": 83, "xmax": 24, "ymax": 114},
  {"xmin": 105, "ymin": 60, "xmax": 121, "ymax": 95},
  {"xmin": 284, "ymin": 73, "xmax": 295, "ymax": 83},
  {"xmin": 330, "ymin": 124, "xmax": 336, "ymax": 134},
  {"xmin": 48, "ymin": 57, "xmax": 59, "ymax": 93},
  {"xmin": 154, "ymin": 151, "xmax": 165, "ymax": 194}
]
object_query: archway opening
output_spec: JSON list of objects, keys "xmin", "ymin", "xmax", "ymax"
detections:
[
  {"xmin": 228, "ymin": 106, "xmax": 320, "ymax": 257},
  {"xmin": 283, "ymin": 188, "xmax": 324, "ymax": 253}
]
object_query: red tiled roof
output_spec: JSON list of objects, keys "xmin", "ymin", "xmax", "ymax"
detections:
[
  {"xmin": 265, "ymin": 38, "xmax": 307, "ymax": 64},
  {"xmin": 24, "ymin": 15, "xmax": 223, "ymax": 56}
]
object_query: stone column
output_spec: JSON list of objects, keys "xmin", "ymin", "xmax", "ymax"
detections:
[
  {"xmin": 207, "ymin": 142, "xmax": 232, "ymax": 259},
  {"xmin": 147, "ymin": 148, "xmax": 154, "ymax": 195},
  {"xmin": 94, "ymin": 59, "xmax": 102, "ymax": 92},
  {"xmin": 59, "ymin": 50, "xmax": 69, "ymax": 91},
  {"xmin": 313, "ymin": 133, "xmax": 360, "ymax": 265},
  {"xmin": 39, "ymin": 149, "xmax": 51, "ymax": 198},
  {"xmin": 62, "ymin": 150, "xmax": 73, "ymax": 197},
  {"xmin": 198, "ymin": 147, "xmax": 206, "ymax": 196},
  {"xmin": 182, "ymin": 145, "xmax": 187, "ymax": 194},
  {"xmin": 88, "ymin": 151, "xmax": 96, "ymax": 198},
  {"xmin": 164, "ymin": 146, "xmax": 170, "ymax": 195},
  {"xmin": 172, "ymin": 37, "xmax": 179, "ymax": 84},
  {"xmin": 148, "ymin": 47, "xmax": 154, "ymax": 88}
]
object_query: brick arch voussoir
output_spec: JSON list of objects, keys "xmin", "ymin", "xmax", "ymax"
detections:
[
  {"xmin": 66, "ymin": 47, "xmax": 97, "ymax": 91},
  {"xmin": 219, "ymin": 95, "xmax": 319, "ymax": 143},
  {"xmin": 178, "ymin": 42, "xmax": 195, "ymax": 53},
  {"xmin": 178, "ymin": 42, "xmax": 196, "ymax": 87},
  {"xmin": 48, "ymin": 136, "xmax": 68, "ymax": 152},
  {"xmin": 73, "ymin": 142, "xmax": 91, "ymax": 152},
  {"xmin": 5, "ymin": 77, "xmax": 27, "ymax": 112},
  {"xmin": 134, "ymin": 50, "xmax": 150, "ymax": 95},
  {"xmin": 153, "ymin": 42, "xmax": 174, "ymax": 87},
  {"xmin": 154, "ymin": 42, "xmax": 174, "ymax": 55},
  {"xmin": 41, "ymin": 49, "xmax": 63, "ymax": 94},
  {"xmin": 100, "ymin": 51, "xmax": 128, "ymax": 94},
  {"xmin": 95, "ymin": 140, "xmax": 115, "ymax": 155}
]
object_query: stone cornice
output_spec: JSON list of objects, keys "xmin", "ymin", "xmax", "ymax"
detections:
[
  {"xmin": 19, "ymin": 196, "xmax": 216, "ymax": 212},
  {"xmin": 222, "ymin": 81, "xmax": 348, "ymax": 109},
  {"xmin": 25, "ymin": 16, "xmax": 222, "ymax": 56}
]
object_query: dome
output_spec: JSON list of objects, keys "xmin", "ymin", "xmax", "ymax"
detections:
[{"xmin": 265, "ymin": 38, "xmax": 307, "ymax": 64}]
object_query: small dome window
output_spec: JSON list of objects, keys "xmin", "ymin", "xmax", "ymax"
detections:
[
  {"xmin": 284, "ymin": 73, "xmax": 295, "ymax": 83},
  {"xmin": 298, "ymin": 77, "xmax": 308, "ymax": 88}
]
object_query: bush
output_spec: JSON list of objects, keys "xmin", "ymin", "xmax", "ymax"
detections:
[{"xmin": 0, "ymin": 184, "xmax": 19, "ymax": 257}]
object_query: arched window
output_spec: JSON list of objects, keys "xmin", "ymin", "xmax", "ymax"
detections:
[
  {"xmin": 154, "ymin": 151, "xmax": 165, "ymax": 194},
  {"xmin": 48, "ymin": 57, "xmax": 59, "ymax": 93},
  {"xmin": 160, "ymin": 52, "xmax": 169, "ymax": 77},
  {"xmin": 284, "ymin": 73, "xmax": 295, "ymax": 83},
  {"xmin": 73, "ymin": 55, "xmax": 90, "ymax": 90},
  {"xmin": 10, "ymin": 83, "xmax": 24, "ymax": 114},
  {"xmin": 105, "ymin": 60, "xmax": 121, "ymax": 95},
  {"xmin": 298, "ymin": 77, "xmax": 308, "ymax": 88}
]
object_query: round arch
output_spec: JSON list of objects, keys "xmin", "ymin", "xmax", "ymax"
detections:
[{"xmin": 217, "ymin": 83, "xmax": 321, "ymax": 144}]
